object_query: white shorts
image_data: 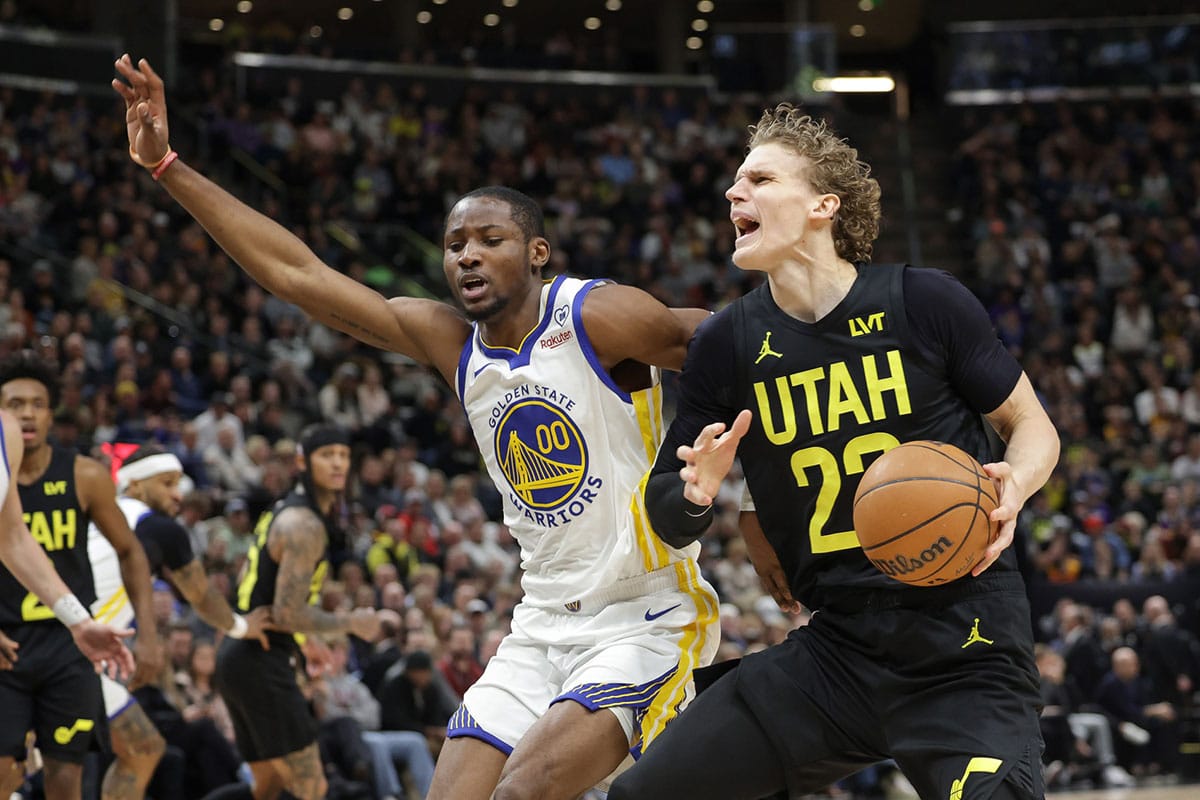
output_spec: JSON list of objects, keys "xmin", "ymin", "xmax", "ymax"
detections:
[
  {"xmin": 100, "ymin": 673, "xmax": 136, "ymax": 719},
  {"xmin": 449, "ymin": 562, "xmax": 719, "ymax": 757}
]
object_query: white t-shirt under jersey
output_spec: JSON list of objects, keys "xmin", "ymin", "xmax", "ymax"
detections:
[{"xmin": 87, "ymin": 495, "xmax": 150, "ymax": 627}]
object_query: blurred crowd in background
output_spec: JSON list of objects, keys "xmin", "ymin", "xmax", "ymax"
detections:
[{"xmin": 2, "ymin": 21, "xmax": 1200, "ymax": 798}]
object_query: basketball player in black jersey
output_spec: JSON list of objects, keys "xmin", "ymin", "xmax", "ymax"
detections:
[
  {"xmin": 610, "ymin": 106, "xmax": 1061, "ymax": 800},
  {"xmin": 0, "ymin": 354, "xmax": 163, "ymax": 800},
  {"xmin": 1, "ymin": 409, "xmax": 136, "ymax": 796},
  {"xmin": 208, "ymin": 425, "xmax": 380, "ymax": 800}
]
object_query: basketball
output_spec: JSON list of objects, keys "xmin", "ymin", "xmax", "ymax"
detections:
[{"xmin": 852, "ymin": 441, "xmax": 998, "ymax": 586}]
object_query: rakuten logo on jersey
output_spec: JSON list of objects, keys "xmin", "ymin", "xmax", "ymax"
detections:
[{"xmin": 540, "ymin": 330, "xmax": 572, "ymax": 349}]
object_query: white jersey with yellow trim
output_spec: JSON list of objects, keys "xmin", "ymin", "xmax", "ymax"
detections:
[
  {"xmin": 456, "ymin": 275, "xmax": 702, "ymax": 609},
  {"xmin": 86, "ymin": 495, "xmax": 149, "ymax": 628}
]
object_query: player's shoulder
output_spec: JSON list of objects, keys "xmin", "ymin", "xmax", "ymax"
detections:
[
  {"xmin": 901, "ymin": 264, "xmax": 971, "ymax": 297},
  {"xmin": 72, "ymin": 453, "xmax": 113, "ymax": 485}
]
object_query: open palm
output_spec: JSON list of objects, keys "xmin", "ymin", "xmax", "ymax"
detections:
[{"xmin": 112, "ymin": 54, "xmax": 170, "ymax": 166}]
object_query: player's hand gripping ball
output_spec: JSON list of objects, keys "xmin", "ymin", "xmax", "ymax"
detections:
[{"xmin": 853, "ymin": 441, "xmax": 997, "ymax": 586}]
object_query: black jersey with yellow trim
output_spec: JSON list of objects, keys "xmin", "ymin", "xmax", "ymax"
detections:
[
  {"xmin": 235, "ymin": 486, "xmax": 330, "ymax": 649},
  {"xmin": 0, "ymin": 447, "xmax": 95, "ymax": 625},
  {"xmin": 659, "ymin": 264, "xmax": 1023, "ymax": 608}
]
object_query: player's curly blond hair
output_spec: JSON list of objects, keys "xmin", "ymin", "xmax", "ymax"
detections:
[{"xmin": 748, "ymin": 104, "xmax": 881, "ymax": 264}]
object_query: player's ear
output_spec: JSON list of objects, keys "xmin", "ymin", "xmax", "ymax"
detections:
[
  {"xmin": 529, "ymin": 237, "xmax": 550, "ymax": 274},
  {"xmin": 813, "ymin": 193, "xmax": 840, "ymax": 220}
]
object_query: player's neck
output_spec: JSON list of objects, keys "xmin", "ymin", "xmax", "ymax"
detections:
[
  {"xmin": 17, "ymin": 440, "xmax": 53, "ymax": 484},
  {"xmin": 477, "ymin": 284, "xmax": 544, "ymax": 350},
  {"xmin": 313, "ymin": 486, "xmax": 338, "ymax": 515},
  {"xmin": 767, "ymin": 256, "xmax": 858, "ymax": 324}
]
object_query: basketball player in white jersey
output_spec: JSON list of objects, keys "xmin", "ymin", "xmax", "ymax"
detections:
[
  {"xmin": 87, "ymin": 445, "xmax": 271, "ymax": 799},
  {"xmin": 116, "ymin": 55, "xmax": 720, "ymax": 800}
]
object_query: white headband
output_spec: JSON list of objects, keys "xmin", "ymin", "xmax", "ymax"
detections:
[{"xmin": 117, "ymin": 453, "xmax": 184, "ymax": 492}]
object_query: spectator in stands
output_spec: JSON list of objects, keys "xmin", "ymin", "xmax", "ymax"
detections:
[{"xmin": 1094, "ymin": 646, "xmax": 1180, "ymax": 776}]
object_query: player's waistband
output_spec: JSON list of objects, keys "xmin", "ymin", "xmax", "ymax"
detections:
[
  {"xmin": 814, "ymin": 571, "xmax": 1025, "ymax": 615},
  {"xmin": 532, "ymin": 561, "xmax": 702, "ymax": 616}
]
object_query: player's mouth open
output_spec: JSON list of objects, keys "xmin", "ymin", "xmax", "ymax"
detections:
[
  {"xmin": 733, "ymin": 217, "xmax": 760, "ymax": 244},
  {"xmin": 460, "ymin": 275, "xmax": 488, "ymax": 301}
]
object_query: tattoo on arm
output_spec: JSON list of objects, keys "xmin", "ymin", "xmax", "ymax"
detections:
[
  {"xmin": 271, "ymin": 508, "xmax": 346, "ymax": 634},
  {"xmin": 327, "ymin": 311, "xmax": 391, "ymax": 347},
  {"xmin": 170, "ymin": 559, "xmax": 234, "ymax": 631}
]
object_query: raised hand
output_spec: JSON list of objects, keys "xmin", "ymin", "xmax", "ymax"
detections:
[
  {"xmin": 112, "ymin": 54, "xmax": 171, "ymax": 168},
  {"xmin": 677, "ymin": 409, "xmax": 752, "ymax": 507}
]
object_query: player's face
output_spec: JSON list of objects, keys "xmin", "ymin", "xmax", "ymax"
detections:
[
  {"xmin": 140, "ymin": 471, "xmax": 183, "ymax": 517},
  {"xmin": 306, "ymin": 443, "xmax": 351, "ymax": 493},
  {"xmin": 725, "ymin": 142, "xmax": 833, "ymax": 272},
  {"xmin": 442, "ymin": 197, "xmax": 547, "ymax": 322},
  {"xmin": 1, "ymin": 378, "xmax": 52, "ymax": 449}
]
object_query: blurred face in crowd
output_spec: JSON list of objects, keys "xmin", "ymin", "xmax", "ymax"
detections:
[
  {"xmin": 442, "ymin": 196, "xmax": 548, "ymax": 323},
  {"xmin": 129, "ymin": 470, "xmax": 184, "ymax": 517},
  {"xmin": 2, "ymin": 378, "xmax": 53, "ymax": 450}
]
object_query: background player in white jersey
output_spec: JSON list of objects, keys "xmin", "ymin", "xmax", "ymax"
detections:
[
  {"xmin": 87, "ymin": 444, "xmax": 272, "ymax": 799},
  {"xmin": 0, "ymin": 409, "xmax": 135, "ymax": 794},
  {"xmin": 115, "ymin": 55, "xmax": 719, "ymax": 800}
]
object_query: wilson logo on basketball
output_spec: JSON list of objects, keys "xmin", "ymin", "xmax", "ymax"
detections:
[
  {"xmin": 869, "ymin": 535, "xmax": 955, "ymax": 579},
  {"xmin": 540, "ymin": 330, "xmax": 572, "ymax": 349}
]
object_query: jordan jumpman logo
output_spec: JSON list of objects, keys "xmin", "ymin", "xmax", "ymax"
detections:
[
  {"xmin": 961, "ymin": 618, "xmax": 994, "ymax": 649},
  {"xmin": 755, "ymin": 331, "xmax": 783, "ymax": 364}
]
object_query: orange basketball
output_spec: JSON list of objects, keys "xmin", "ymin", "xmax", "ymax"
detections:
[{"xmin": 852, "ymin": 441, "xmax": 998, "ymax": 586}]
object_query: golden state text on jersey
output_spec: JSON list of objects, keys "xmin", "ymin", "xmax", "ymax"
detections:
[{"xmin": 490, "ymin": 384, "xmax": 599, "ymax": 521}]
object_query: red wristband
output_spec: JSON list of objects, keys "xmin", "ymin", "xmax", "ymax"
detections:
[{"xmin": 151, "ymin": 150, "xmax": 179, "ymax": 181}]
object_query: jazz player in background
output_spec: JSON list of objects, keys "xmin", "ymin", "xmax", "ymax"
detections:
[
  {"xmin": 0, "ymin": 353, "xmax": 162, "ymax": 800},
  {"xmin": 205, "ymin": 425, "xmax": 379, "ymax": 800},
  {"xmin": 115, "ymin": 54, "xmax": 718, "ymax": 800},
  {"xmin": 609, "ymin": 105, "xmax": 1060, "ymax": 800},
  {"xmin": 86, "ymin": 444, "xmax": 273, "ymax": 799},
  {"xmin": 0, "ymin": 410, "xmax": 136, "ymax": 796}
]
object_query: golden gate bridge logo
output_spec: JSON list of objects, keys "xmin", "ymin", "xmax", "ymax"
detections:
[{"xmin": 495, "ymin": 399, "xmax": 587, "ymax": 509}]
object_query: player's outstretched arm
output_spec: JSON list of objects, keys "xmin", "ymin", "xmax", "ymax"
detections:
[
  {"xmin": 112, "ymin": 55, "xmax": 463, "ymax": 370},
  {"xmin": 0, "ymin": 413, "xmax": 134, "ymax": 678},
  {"xmin": 978, "ymin": 372, "xmax": 1061, "ymax": 575},
  {"xmin": 269, "ymin": 507, "xmax": 381, "ymax": 642},
  {"xmin": 580, "ymin": 284, "xmax": 708, "ymax": 371}
]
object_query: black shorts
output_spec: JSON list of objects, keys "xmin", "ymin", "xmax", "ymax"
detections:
[
  {"xmin": 214, "ymin": 636, "xmax": 317, "ymax": 762},
  {"xmin": 736, "ymin": 572, "xmax": 1045, "ymax": 799},
  {"xmin": 0, "ymin": 622, "xmax": 102, "ymax": 764}
]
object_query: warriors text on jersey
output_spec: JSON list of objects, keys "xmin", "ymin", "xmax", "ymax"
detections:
[
  {"xmin": 660, "ymin": 265, "xmax": 1023, "ymax": 608},
  {"xmin": 456, "ymin": 275, "xmax": 701, "ymax": 608},
  {"xmin": 0, "ymin": 447, "xmax": 94, "ymax": 625}
]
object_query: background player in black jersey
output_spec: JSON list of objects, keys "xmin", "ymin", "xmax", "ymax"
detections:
[
  {"xmin": 0, "ymin": 354, "xmax": 164, "ymax": 800},
  {"xmin": 90, "ymin": 444, "xmax": 272, "ymax": 800},
  {"xmin": 0, "ymin": 410, "xmax": 134, "ymax": 668},
  {"xmin": 609, "ymin": 105, "xmax": 1061, "ymax": 800},
  {"xmin": 207, "ymin": 425, "xmax": 380, "ymax": 800}
]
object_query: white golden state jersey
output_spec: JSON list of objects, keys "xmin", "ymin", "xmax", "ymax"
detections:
[
  {"xmin": 456, "ymin": 276, "xmax": 702, "ymax": 609},
  {"xmin": 87, "ymin": 495, "xmax": 150, "ymax": 628}
]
